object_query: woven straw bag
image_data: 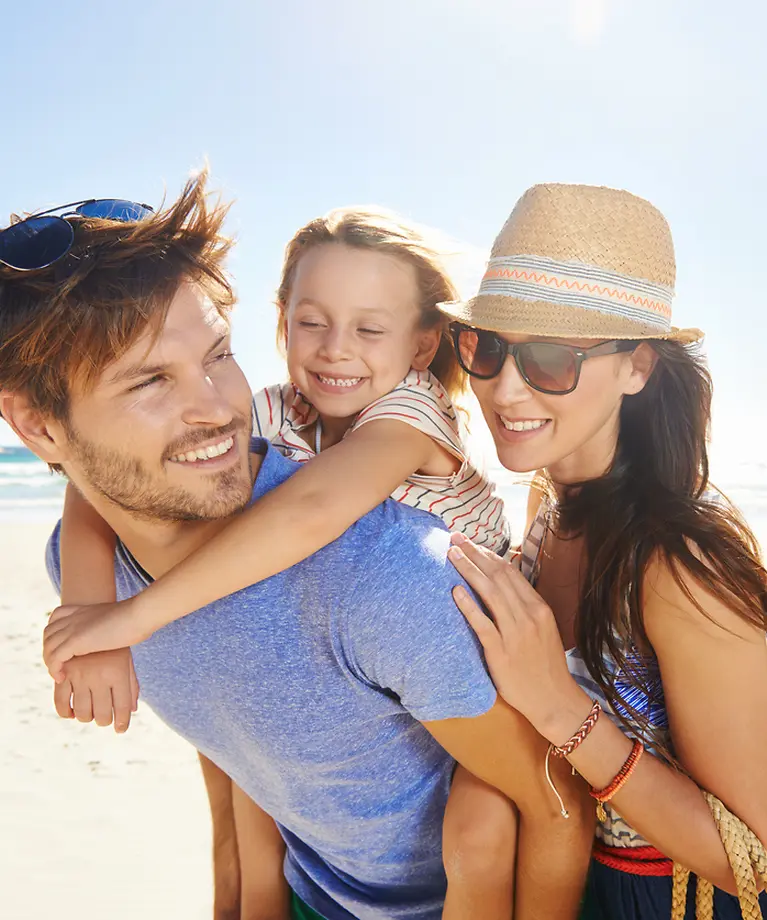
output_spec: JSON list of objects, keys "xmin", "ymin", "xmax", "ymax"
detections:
[{"xmin": 672, "ymin": 793, "xmax": 767, "ymax": 920}]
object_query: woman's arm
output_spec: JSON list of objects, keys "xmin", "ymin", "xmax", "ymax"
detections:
[
  {"xmin": 447, "ymin": 536, "xmax": 767, "ymax": 894},
  {"xmin": 641, "ymin": 555, "xmax": 767, "ymax": 854},
  {"xmin": 60, "ymin": 483, "xmax": 117, "ymax": 605},
  {"xmin": 42, "ymin": 420, "xmax": 456, "ymax": 671}
]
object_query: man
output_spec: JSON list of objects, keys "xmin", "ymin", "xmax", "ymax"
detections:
[{"xmin": 0, "ymin": 175, "xmax": 592, "ymax": 919}]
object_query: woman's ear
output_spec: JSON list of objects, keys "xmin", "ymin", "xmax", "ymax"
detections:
[
  {"xmin": 411, "ymin": 326, "xmax": 442, "ymax": 371},
  {"xmin": 0, "ymin": 393, "xmax": 69, "ymax": 465},
  {"xmin": 623, "ymin": 343, "xmax": 659, "ymax": 395}
]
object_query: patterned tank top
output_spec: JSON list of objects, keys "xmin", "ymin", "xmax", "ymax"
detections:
[{"xmin": 520, "ymin": 495, "xmax": 667, "ymax": 848}]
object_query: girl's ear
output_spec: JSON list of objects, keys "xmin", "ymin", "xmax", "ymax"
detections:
[
  {"xmin": 623, "ymin": 342, "xmax": 659, "ymax": 395},
  {"xmin": 0, "ymin": 393, "xmax": 70, "ymax": 465},
  {"xmin": 411, "ymin": 326, "xmax": 442, "ymax": 371}
]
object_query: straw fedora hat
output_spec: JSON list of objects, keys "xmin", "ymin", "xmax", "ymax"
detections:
[{"xmin": 438, "ymin": 184, "xmax": 702, "ymax": 344}]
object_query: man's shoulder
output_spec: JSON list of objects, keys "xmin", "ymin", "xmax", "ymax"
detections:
[{"xmin": 344, "ymin": 498, "xmax": 451, "ymax": 564}]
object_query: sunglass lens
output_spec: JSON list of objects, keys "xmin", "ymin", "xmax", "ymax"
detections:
[
  {"xmin": 456, "ymin": 328, "xmax": 505, "ymax": 378},
  {"xmin": 518, "ymin": 343, "xmax": 577, "ymax": 394},
  {"xmin": 76, "ymin": 199, "xmax": 153, "ymax": 221},
  {"xmin": 0, "ymin": 216, "xmax": 74, "ymax": 270}
]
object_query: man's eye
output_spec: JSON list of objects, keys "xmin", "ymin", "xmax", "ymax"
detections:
[
  {"xmin": 130, "ymin": 375, "xmax": 163, "ymax": 392},
  {"xmin": 212, "ymin": 350, "xmax": 235, "ymax": 362}
]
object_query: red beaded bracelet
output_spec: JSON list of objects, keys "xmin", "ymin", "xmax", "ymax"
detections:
[{"xmin": 590, "ymin": 739, "xmax": 644, "ymax": 822}]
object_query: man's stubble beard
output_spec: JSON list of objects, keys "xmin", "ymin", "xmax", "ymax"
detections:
[{"xmin": 66, "ymin": 423, "xmax": 254, "ymax": 523}]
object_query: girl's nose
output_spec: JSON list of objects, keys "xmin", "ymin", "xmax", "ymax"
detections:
[{"xmin": 319, "ymin": 326, "xmax": 353, "ymax": 362}]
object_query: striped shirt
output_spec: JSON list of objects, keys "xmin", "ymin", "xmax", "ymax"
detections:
[{"xmin": 252, "ymin": 370, "xmax": 510, "ymax": 553}]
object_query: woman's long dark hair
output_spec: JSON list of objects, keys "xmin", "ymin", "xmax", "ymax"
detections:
[{"xmin": 554, "ymin": 341, "xmax": 767, "ymax": 756}]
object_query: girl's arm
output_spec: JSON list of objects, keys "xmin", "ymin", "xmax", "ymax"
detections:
[
  {"xmin": 42, "ymin": 420, "xmax": 457, "ymax": 670},
  {"xmin": 133, "ymin": 419, "xmax": 454, "ymax": 625},
  {"xmin": 51, "ymin": 484, "xmax": 138, "ymax": 731},
  {"xmin": 60, "ymin": 483, "xmax": 117, "ymax": 605},
  {"xmin": 447, "ymin": 536, "xmax": 767, "ymax": 894}
]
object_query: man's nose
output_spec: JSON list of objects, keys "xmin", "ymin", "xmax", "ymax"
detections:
[
  {"xmin": 318, "ymin": 326, "xmax": 353, "ymax": 362},
  {"xmin": 180, "ymin": 372, "xmax": 236, "ymax": 428}
]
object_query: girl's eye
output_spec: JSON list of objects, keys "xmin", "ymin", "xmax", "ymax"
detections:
[
  {"xmin": 298, "ymin": 320, "xmax": 325, "ymax": 329},
  {"xmin": 359, "ymin": 328, "xmax": 385, "ymax": 336}
]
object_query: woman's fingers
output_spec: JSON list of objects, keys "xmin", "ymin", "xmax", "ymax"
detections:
[
  {"xmin": 447, "ymin": 544, "xmax": 515, "ymax": 627},
  {"xmin": 452, "ymin": 585, "xmax": 502, "ymax": 652},
  {"xmin": 448, "ymin": 537, "xmax": 526, "ymax": 639}
]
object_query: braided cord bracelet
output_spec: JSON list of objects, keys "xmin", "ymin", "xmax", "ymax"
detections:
[{"xmin": 544, "ymin": 699, "xmax": 602, "ymax": 817}]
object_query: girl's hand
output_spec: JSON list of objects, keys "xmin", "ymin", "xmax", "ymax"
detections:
[
  {"xmin": 43, "ymin": 600, "xmax": 153, "ymax": 683},
  {"xmin": 54, "ymin": 648, "xmax": 140, "ymax": 733},
  {"xmin": 447, "ymin": 533, "xmax": 588, "ymax": 742}
]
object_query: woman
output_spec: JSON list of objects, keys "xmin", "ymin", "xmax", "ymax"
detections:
[{"xmin": 439, "ymin": 183, "xmax": 767, "ymax": 918}]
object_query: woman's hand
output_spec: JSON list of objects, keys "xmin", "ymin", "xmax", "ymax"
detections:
[
  {"xmin": 43, "ymin": 599, "xmax": 153, "ymax": 683},
  {"xmin": 447, "ymin": 532, "xmax": 588, "ymax": 743}
]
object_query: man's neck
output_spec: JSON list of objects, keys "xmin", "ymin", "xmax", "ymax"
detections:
[{"xmin": 79, "ymin": 452, "xmax": 263, "ymax": 581}]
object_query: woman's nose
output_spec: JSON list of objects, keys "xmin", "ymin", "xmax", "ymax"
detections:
[{"xmin": 490, "ymin": 355, "xmax": 534, "ymax": 406}]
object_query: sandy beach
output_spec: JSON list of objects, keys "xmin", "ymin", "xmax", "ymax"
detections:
[
  {"xmin": 1, "ymin": 463, "xmax": 764, "ymax": 920},
  {"xmin": 0, "ymin": 523, "xmax": 213, "ymax": 920}
]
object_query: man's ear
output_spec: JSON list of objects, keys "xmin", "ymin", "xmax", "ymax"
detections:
[
  {"xmin": 623, "ymin": 342, "xmax": 659, "ymax": 396},
  {"xmin": 411, "ymin": 326, "xmax": 442, "ymax": 372},
  {"xmin": 0, "ymin": 393, "xmax": 69, "ymax": 464}
]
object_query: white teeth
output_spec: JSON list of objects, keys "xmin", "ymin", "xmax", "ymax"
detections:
[
  {"xmin": 500, "ymin": 418, "xmax": 548, "ymax": 432},
  {"xmin": 170, "ymin": 436, "xmax": 234, "ymax": 463},
  {"xmin": 317, "ymin": 374, "xmax": 362, "ymax": 388}
]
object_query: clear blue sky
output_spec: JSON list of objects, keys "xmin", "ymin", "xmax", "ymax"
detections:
[{"xmin": 2, "ymin": 0, "xmax": 765, "ymax": 461}]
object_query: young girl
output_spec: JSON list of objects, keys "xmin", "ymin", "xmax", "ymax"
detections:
[
  {"xmin": 440, "ymin": 183, "xmax": 767, "ymax": 919},
  {"xmin": 43, "ymin": 207, "xmax": 518, "ymax": 920}
]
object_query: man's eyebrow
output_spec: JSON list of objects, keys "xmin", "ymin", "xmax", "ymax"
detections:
[{"xmin": 108, "ymin": 334, "xmax": 230, "ymax": 386}]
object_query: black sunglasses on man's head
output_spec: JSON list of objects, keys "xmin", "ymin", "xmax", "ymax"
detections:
[
  {"xmin": 450, "ymin": 323, "xmax": 638, "ymax": 396},
  {"xmin": 0, "ymin": 199, "xmax": 154, "ymax": 271}
]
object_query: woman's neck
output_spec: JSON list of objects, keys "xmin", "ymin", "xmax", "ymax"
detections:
[{"xmin": 546, "ymin": 420, "xmax": 620, "ymax": 496}]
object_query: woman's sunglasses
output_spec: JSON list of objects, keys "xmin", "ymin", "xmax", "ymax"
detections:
[
  {"xmin": 0, "ymin": 199, "xmax": 154, "ymax": 271},
  {"xmin": 451, "ymin": 323, "xmax": 638, "ymax": 395}
]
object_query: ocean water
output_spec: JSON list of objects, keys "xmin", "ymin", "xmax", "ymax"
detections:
[
  {"xmin": 0, "ymin": 444, "xmax": 764, "ymax": 548},
  {"xmin": 0, "ymin": 445, "xmax": 66, "ymax": 522}
]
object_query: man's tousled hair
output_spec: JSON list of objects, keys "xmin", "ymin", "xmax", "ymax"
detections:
[{"xmin": 0, "ymin": 170, "xmax": 235, "ymax": 421}]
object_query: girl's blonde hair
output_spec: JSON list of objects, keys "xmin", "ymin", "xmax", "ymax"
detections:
[{"xmin": 275, "ymin": 206, "xmax": 467, "ymax": 405}]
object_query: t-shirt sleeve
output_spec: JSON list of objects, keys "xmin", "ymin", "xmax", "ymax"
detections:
[
  {"xmin": 251, "ymin": 383, "xmax": 297, "ymax": 443},
  {"xmin": 340, "ymin": 513, "xmax": 497, "ymax": 722},
  {"xmin": 45, "ymin": 520, "xmax": 63, "ymax": 595},
  {"xmin": 350, "ymin": 370, "xmax": 466, "ymax": 463}
]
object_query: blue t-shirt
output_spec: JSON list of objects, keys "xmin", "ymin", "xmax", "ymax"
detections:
[{"xmin": 47, "ymin": 440, "xmax": 496, "ymax": 920}]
